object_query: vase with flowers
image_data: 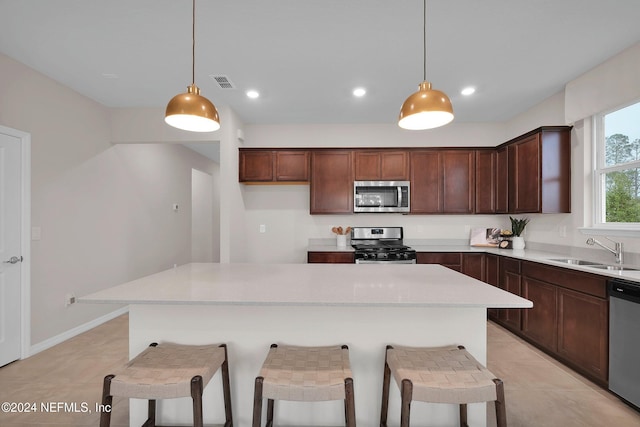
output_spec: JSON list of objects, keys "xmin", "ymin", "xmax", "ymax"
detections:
[{"xmin": 510, "ymin": 216, "xmax": 529, "ymax": 249}]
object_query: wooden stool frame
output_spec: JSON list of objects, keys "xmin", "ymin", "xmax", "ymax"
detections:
[
  {"xmin": 99, "ymin": 342, "xmax": 233, "ymax": 427},
  {"xmin": 252, "ymin": 343, "xmax": 356, "ymax": 427},
  {"xmin": 380, "ymin": 345, "xmax": 507, "ymax": 427}
]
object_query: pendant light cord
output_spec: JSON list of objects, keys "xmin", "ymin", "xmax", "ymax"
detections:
[
  {"xmin": 423, "ymin": 0, "xmax": 427, "ymax": 82},
  {"xmin": 191, "ymin": 0, "xmax": 196, "ymax": 85}
]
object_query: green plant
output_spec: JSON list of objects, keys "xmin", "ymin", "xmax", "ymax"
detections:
[{"xmin": 510, "ymin": 216, "xmax": 530, "ymax": 237}]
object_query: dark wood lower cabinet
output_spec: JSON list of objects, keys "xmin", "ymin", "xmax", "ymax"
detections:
[
  {"xmin": 416, "ymin": 252, "xmax": 462, "ymax": 271},
  {"xmin": 522, "ymin": 277, "xmax": 558, "ymax": 352},
  {"xmin": 499, "ymin": 267, "xmax": 522, "ymax": 331},
  {"xmin": 307, "ymin": 252, "xmax": 354, "ymax": 264},
  {"xmin": 557, "ymin": 287, "xmax": 608, "ymax": 383},
  {"xmin": 515, "ymin": 261, "xmax": 609, "ymax": 386},
  {"xmin": 461, "ymin": 253, "xmax": 485, "ymax": 281}
]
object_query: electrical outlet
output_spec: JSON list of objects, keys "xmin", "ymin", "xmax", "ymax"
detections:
[
  {"xmin": 65, "ymin": 293, "xmax": 76, "ymax": 307},
  {"xmin": 259, "ymin": 224, "xmax": 266, "ymax": 233},
  {"xmin": 559, "ymin": 225, "xmax": 567, "ymax": 238}
]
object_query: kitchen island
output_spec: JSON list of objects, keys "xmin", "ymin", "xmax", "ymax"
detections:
[{"xmin": 80, "ymin": 262, "xmax": 532, "ymax": 427}]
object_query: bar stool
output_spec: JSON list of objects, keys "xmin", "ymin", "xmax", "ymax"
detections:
[
  {"xmin": 380, "ymin": 345, "xmax": 507, "ymax": 427},
  {"xmin": 252, "ymin": 344, "xmax": 356, "ymax": 427},
  {"xmin": 100, "ymin": 342, "xmax": 233, "ymax": 427}
]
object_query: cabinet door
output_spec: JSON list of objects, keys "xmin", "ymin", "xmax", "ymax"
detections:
[
  {"xmin": 380, "ymin": 151, "xmax": 409, "ymax": 180},
  {"xmin": 410, "ymin": 151, "xmax": 441, "ymax": 213},
  {"xmin": 239, "ymin": 150, "xmax": 273, "ymax": 182},
  {"xmin": 510, "ymin": 134, "xmax": 541, "ymax": 213},
  {"xmin": 557, "ymin": 288, "xmax": 608, "ymax": 383},
  {"xmin": 462, "ymin": 253, "xmax": 485, "ymax": 281},
  {"xmin": 275, "ymin": 151, "xmax": 309, "ymax": 182},
  {"xmin": 522, "ymin": 277, "xmax": 558, "ymax": 352},
  {"xmin": 354, "ymin": 151, "xmax": 381, "ymax": 180},
  {"xmin": 485, "ymin": 254, "xmax": 500, "ymax": 320},
  {"xmin": 354, "ymin": 151, "xmax": 409, "ymax": 181},
  {"xmin": 441, "ymin": 150, "xmax": 475, "ymax": 213},
  {"xmin": 475, "ymin": 150, "xmax": 496, "ymax": 214},
  {"xmin": 495, "ymin": 146, "xmax": 509, "ymax": 213},
  {"xmin": 310, "ymin": 151, "xmax": 353, "ymax": 214},
  {"xmin": 499, "ymin": 270, "xmax": 522, "ymax": 331}
]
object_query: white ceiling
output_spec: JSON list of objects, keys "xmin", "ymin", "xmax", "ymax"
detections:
[{"xmin": 1, "ymin": 0, "xmax": 640, "ymax": 126}]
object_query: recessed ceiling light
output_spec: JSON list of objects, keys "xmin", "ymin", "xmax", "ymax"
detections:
[
  {"xmin": 461, "ymin": 87, "xmax": 476, "ymax": 96},
  {"xmin": 353, "ymin": 88, "xmax": 366, "ymax": 97},
  {"xmin": 246, "ymin": 90, "xmax": 260, "ymax": 99}
]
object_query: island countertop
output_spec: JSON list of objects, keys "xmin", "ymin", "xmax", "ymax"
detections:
[{"xmin": 79, "ymin": 262, "xmax": 532, "ymax": 308}]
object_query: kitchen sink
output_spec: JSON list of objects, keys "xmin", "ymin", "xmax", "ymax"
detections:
[
  {"xmin": 587, "ymin": 265, "xmax": 640, "ymax": 271},
  {"xmin": 548, "ymin": 258, "xmax": 603, "ymax": 266}
]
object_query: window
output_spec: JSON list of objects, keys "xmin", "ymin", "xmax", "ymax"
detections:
[{"xmin": 594, "ymin": 101, "xmax": 640, "ymax": 225}]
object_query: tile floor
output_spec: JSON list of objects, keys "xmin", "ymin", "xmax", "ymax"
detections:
[{"xmin": 0, "ymin": 314, "xmax": 639, "ymax": 426}]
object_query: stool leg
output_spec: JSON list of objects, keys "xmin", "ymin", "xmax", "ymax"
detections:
[
  {"xmin": 100, "ymin": 375, "xmax": 114, "ymax": 427},
  {"xmin": 266, "ymin": 399, "xmax": 274, "ymax": 427},
  {"xmin": 380, "ymin": 346, "xmax": 392, "ymax": 427},
  {"xmin": 142, "ymin": 400, "xmax": 156, "ymax": 427},
  {"xmin": 459, "ymin": 403, "xmax": 468, "ymax": 427},
  {"xmin": 400, "ymin": 379, "xmax": 412, "ymax": 427},
  {"xmin": 219, "ymin": 344, "xmax": 234, "ymax": 427},
  {"xmin": 493, "ymin": 378, "xmax": 507, "ymax": 427},
  {"xmin": 191, "ymin": 375, "xmax": 204, "ymax": 427},
  {"xmin": 253, "ymin": 376, "xmax": 264, "ymax": 427},
  {"xmin": 344, "ymin": 377, "xmax": 356, "ymax": 427}
]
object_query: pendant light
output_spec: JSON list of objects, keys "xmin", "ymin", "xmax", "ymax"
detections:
[
  {"xmin": 398, "ymin": 0, "xmax": 453, "ymax": 130},
  {"xmin": 165, "ymin": 0, "xmax": 220, "ymax": 132}
]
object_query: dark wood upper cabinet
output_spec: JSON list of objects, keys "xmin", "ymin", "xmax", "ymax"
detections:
[
  {"xmin": 411, "ymin": 150, "xmax": 475, "ymax": 214},
  {"xmin": 475, "ymin": 149, "xmax": 496, "ymax": 214},
  {"xmin": 505, "ymin": 126, "xmax": 571, "ymax": 213},
  {"xmin": 495, "ymin": 146, "xmax": 509, "ymax": 214},
  {"xmin": 275, "ymin": 151, "xmax": 310, "ymax": 181},
  {"xmin": 354, "ymin": 150, "xmax": 409, "ymax": 181},
  {"xmin": 239, "ymin": 149, "xmax": 309, "ymax": 183},
  {"xmin": 310, "ymin": 150, "xmax": 353, "ymax": 214},
  {"xmin": 239, "ymin": 150, "xmax": 274, "ymax": 182}
]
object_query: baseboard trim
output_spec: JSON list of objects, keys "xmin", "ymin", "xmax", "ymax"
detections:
[{"xmin": 28, "ymin": 306, "xmax": 129, "ymax": 357}]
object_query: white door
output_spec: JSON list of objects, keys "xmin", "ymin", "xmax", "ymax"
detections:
[{"xmin": 0, "ymin": 131, "xmax": 22, "ymax": 367}]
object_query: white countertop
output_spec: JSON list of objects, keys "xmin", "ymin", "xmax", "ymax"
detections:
[
  {"xmin": 79, "ymin": 262, "xmax": 532, "ymax": 308},
  {"xmin": 308, "ymin": 242, "xmax": 640, "ymax": 282}
]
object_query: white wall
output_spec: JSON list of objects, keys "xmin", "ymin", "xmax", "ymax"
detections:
[
  {"xmin": 192, "ymin": 168, "xmax": 215, "ymax": 262},
  {"xmin": 0, "ymin": 53, "xmax": 216, "ymax": 346}
]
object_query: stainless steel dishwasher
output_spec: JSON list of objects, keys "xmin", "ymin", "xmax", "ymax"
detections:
[{"xmin": 608, "ymin": 278, "xmax": 640, "ymax": 409}]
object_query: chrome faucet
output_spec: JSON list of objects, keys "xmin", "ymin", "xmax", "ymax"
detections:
[{"xmin": 586, "ymin": 237, "xmax": 624, "ymax": 264}]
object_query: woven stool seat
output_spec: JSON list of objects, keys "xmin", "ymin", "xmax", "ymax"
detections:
[
  {"xmin": 111, "ymin": 343, "xmax": 226, "ymax": 399},
  {"xmin": 381, "ymin": 344, "xmax": 507, "ymax": 427},
  {"xmin": 253, "ymin": 344, "xmax": 356, "ymax": 427},
  {"xmin": 100, "ymin": 342, "xmax": 233, "ymax": 427},
  {"xmin": 386, "ymin": 345, "xmax": 497, "ymax": 404}
]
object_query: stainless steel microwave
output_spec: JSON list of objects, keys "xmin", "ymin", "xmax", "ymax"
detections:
[{"xmin": 353, "ymin": 181, "xmax": 410, "ymax": 213}]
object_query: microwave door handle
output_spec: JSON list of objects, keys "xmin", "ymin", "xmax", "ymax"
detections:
[{"xmin": 397, "ymin": 186, "xmax": 402, "ymax": 207}]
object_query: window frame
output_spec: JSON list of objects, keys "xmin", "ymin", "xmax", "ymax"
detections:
[{"xmin": 592, "ymin": 100, "xmax": 640, "ymax": 230}]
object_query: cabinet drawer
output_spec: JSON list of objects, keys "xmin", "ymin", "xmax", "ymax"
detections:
[
  {"xmin": 416, "ymin": 252, "xmax": 462, "ymax": 265},
  {"xmin": 307, "ymin": 252, "xmax": 354, "ymax": 264},
  {"xmin": 522, "ymin": 261, "xmax": 607, "ymax": 298},
  {"xmin": 502, "ymin": 257, "xmax": 521, "ymax": 273}
]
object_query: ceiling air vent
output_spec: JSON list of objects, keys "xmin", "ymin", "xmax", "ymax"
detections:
[{"xmin": 210, "ymin": 74, "xmax": 236, "ymax": 89}]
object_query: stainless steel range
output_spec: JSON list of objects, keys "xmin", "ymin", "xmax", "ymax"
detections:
[{"xmin": 351, "ymin": 227, "xmax": 416, "ymax": 264}]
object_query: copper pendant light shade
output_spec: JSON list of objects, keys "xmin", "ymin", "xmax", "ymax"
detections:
[
  {"xmin": 165, "ymin": 0, "xmax": 220, "ymax": 132},
  {"xmin": 398, "ymin": 81, "xmax": 454, "ymax": 130},
  {"xmin": 165, "ymin": 84, "xmax": 220, "ymax": 132},
  {"xmin": 398, "ymin": 0, "xmax": 453, "ymax": 130}
]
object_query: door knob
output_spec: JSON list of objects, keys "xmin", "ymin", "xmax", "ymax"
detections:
[{"xmin": 3, "ymin": 256, "xmax": 23, "ymax": 264}]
